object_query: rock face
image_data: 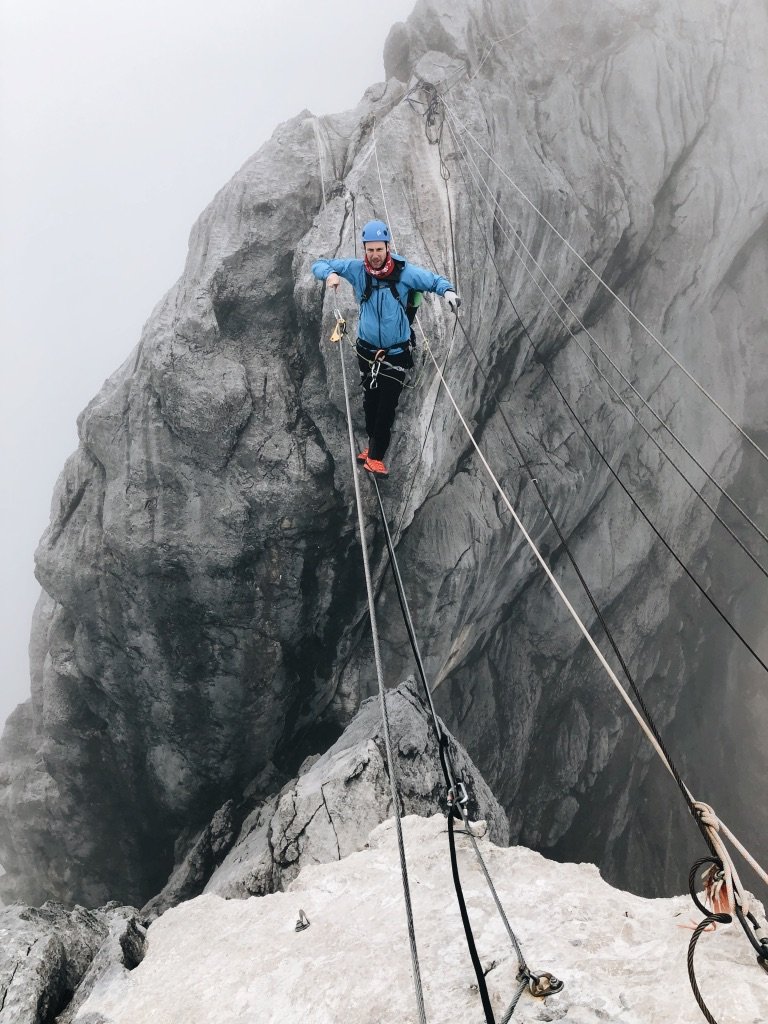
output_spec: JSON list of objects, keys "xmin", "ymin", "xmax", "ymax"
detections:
[
  {"xmin": 0, "ymin": 901, "xmax": 144, "ymax": 1024},
  {"xmin": 70, "ymin": 816, "xmax": 768, "ymax": 1024},
  {"xmin": 2, "ymin": 0, "xmax": 768, "ymax": 905},
  {"xmin": 143, "ymin": 679, "xmax": 508, "ymax": 915}
]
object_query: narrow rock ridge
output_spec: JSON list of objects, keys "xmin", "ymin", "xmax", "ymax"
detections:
[{"xmin": 143, "ymin": 679, "xmax": 507, "ymax": 917}]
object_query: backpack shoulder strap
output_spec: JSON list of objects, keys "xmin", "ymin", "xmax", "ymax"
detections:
[{"xmin": 387, "ymin": 260, "xmax": 406, "ymax": 308}]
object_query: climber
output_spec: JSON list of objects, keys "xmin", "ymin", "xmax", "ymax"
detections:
[{"xmin": 313, "ymin": 219, "xmax": 459, "ymax": 478}]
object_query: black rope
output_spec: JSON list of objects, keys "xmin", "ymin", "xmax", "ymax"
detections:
[
  {"xmin": 371, "ymin": 471, "xmax": 496, "ymax": 1021},
  {"xmin": 686, "ymin": 858, "xmax": 733, "ymax": 1024},
  {"xmin": 371, "ymin": 471, "xmax": 546, "ymax": 1018},
  {"xmin": 371, "ymin": 474, "xmax": 454, "ymax": 791},
  {"xmin": 687, "ymin": 915, "xmax": 729, "ymax": 1024},
  {"xmin": 448, "ymin": 809, "xmax": 497, "ymax": 1024}
]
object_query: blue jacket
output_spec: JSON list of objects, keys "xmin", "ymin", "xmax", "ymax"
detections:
[{"xmin": 312, "ymin": 254, "xmax": 454, "ymax": 352}]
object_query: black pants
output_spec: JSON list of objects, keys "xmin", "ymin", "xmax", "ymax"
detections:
[{"xmin": 356, "ymin": 342, "xmax": 412, "ymax": 460}]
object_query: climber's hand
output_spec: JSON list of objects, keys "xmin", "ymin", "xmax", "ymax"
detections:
[
  {"xmin": 445, "ymin": 290, "xmax": 461, "ymax": 313},
  {"xmin": 327, "ymin": 272, "xmax": 341, "ymax": 290}
]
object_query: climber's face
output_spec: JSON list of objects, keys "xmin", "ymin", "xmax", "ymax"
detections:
[{"xmin": 364, "ymin": 242, "xmax": 388, "ymax": 269}]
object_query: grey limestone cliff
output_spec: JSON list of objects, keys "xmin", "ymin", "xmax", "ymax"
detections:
[
  {"xmin": 142, "ymin": 678, "xmax": 508, "ymax": 917},
  {"xmin": 1, "ymin": 0, "xmax": 767, "ymax": 907}
]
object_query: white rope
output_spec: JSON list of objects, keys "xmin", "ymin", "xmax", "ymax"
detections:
[
  {"xmin": 441, "ymin": 100, "xmax": 768, "ymax": 467},
  {"xmin": 368, "ymin": 109, "xmax": 766, "ymax": 976},
  {"xmin": 373, "ymin": 106, "xmax": 682, "ymax": 819},
  {"xmin": 336, "ymin": 339, "xmax": 428, "ymax": 1024},
  {"xmin": 313, "ymin": 118, "xmax": 328, "ymax": 210},
  {"xmin": 434, "ymin": 115, "xmax": 768, "ymax": 908},
  {"xmin": 718, "ymin": 816, "xmax": 768, "ymax": 891},
  {"xmin": 416, "ymin": 317, "xmax": 768, "ymax": 904},
  {"xmin": 368, "ymin": 96, "xmax": 767, "ymax": 948},
  {"xmin": 416, "ymin": 317, "xmax": 675, "ymax": 763}
]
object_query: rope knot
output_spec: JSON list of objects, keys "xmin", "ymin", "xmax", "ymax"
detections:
[{"xmin": 693, "ymin": 801, "xmax": 720, "ymax": 831}]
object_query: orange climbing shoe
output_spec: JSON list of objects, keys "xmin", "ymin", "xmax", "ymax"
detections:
[
  {"xmin": 356, "ymin": 447, "xmax": 369, "ymax": 463},
  {"xmin": 363, "ymin": 457, "xmax": 389, "ymax": 478}
]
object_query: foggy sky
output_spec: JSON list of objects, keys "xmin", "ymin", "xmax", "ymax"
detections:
[{"xmin": 0, "ymin": 0, "xmax": 418, "ymax": 733}]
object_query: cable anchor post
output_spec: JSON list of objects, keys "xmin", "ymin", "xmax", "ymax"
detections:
[{"xmin": 517, "ymin": 966, "xmax": 564, "ymax": 998}]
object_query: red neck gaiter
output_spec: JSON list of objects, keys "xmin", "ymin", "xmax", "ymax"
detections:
[{"xmin": 364, "ymin": 253, "xmax": 395, "ymax": 279}]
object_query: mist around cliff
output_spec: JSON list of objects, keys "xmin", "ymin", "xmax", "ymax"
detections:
[{"xmin": 0, "ymin": 0, "xmax": 417, "ymax": 737}]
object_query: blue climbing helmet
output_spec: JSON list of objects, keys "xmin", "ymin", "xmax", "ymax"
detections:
[{"xmin": 361, "ymin": 219, "xmax": 391, "ymax": 243}]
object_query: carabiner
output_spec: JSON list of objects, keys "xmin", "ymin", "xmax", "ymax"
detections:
[{"xmin": 330, "ymin": 316, "xmax": 347, "ymax": 344}]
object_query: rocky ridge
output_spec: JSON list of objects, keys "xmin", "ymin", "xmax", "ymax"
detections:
[
  {"xmin": 0, "ymin": 901, "xmax": 145, "ymax": 1024},
  {"xmin": 0, "ymin": 684, "xmax": 508, "ymax": 1021},
  {"xmin": 141, "ymin": 679, "xmax": 507, "ymax": 917},
  {"xmin": 1, "ymin": 0, "xmax": 767, "ymax": 909},
  {"xmin": 72, "ymin": 816, "xmax": 768, "ymax": 1024}
]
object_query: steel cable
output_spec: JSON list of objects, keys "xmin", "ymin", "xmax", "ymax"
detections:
[
  {"xmin": 336, "ymin": 340, "xmax": 428, "ymax": 1024},
  {"xmin": 440, "ymin": 98, "xmax": 768, "ymax": 468},
  {"xmin": 367, "ymin": 127, "xmax": 552, "ymax": 1022},
  {"xmin": 443, "ymin": 110, "xmax": 768, "ymax": 561},
  {"xmin": 435, "ymin": 107, "xmax": 768, "ymax": 679}
]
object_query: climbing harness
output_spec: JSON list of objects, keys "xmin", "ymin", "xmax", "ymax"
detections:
[
  {"xmin": 331, "ymin": 301, "xmax": 419, "ymax": 392},
  {"xmin": 355, "ymin": 340, "xmax": 421, "ymax": 392}
]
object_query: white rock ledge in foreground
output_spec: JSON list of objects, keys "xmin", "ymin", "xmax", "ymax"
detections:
[{"xmin": 75, "ymin": 816, "xmax": 765, "ymax": 1023}]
